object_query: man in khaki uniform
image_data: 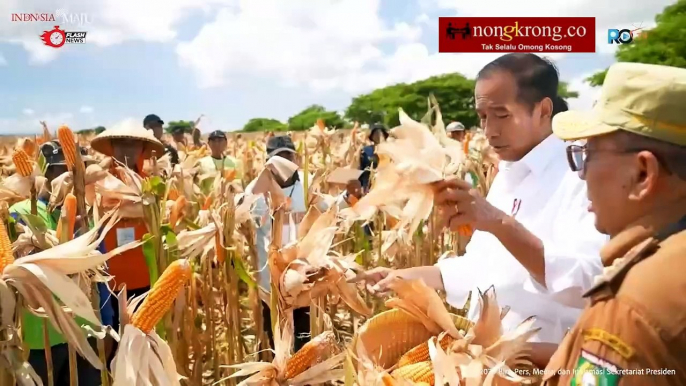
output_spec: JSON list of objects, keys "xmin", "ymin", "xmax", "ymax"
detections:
[{"xmin": 541, "ymin": 62, "xmax": 686, "ymax": 385}]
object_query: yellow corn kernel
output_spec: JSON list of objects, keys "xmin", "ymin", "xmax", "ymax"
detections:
[
  {"xmin": 391, "ymin": 361, "xmax": 434, "ymax": 385},
  {"xmin": 131, "ymin": 259, "xmax": 192, "ymax": 334},
  {"xmin": 397, "ymin": 335, "xmax": 455, "ymax": 368},
  {"xmin": 284, "ymin": 331, "xmax": 337, "ymax": 380},
  {"xmin": 0, "ymin": 221, "xmax": 15, "ymax": 274},
  {"xmin": 12, "ymin": 150, "xmax": 33, "ymax": 177},
  {"xmin": 57, "ymin": 125, "xmax": 77, "ymax": 171}
]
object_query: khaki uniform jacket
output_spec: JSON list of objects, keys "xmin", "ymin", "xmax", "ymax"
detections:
[{"xmin": 542, "ymin": 209, "xmax": 686, "ymax": 386}]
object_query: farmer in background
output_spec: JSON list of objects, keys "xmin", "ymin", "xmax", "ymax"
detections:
[
  {"xmin": 541, "ymin": 63, "xmax": 686, "ymax": 385},
  {"xmin": 143, "ymin": 113, "xmax": 179, "ymax": 165},
  {"xmin": 354, "ymin": 53, "xmax": 607, "ymax": 362},
  {"xmin": 359, "ymin": 123, "xmax": 388, "ymax": 192},
  {"xmin": 171, "ymin": 125, "xmax": 187, "ymax": 152},
  {"xmin": 10, "ymin": 140, "xmax": 112, "ymax": 385},
  {"xmin": 198, "ymin": 130, "xmax": 242, "ymax": 192},
  {"xmin": 192, "ymin": 127, "xmax": 206, "ymax": 150},
  {"xmin": 446, "ymin": 121, "xmax": 468, "ymax": 142},
  {"xmin": 90, "ymin": 124, "xmax": 166, "ymax": 336},
  {"xmin": 247, "ymin": 135, "xmax": 355, "ymax": 352}
]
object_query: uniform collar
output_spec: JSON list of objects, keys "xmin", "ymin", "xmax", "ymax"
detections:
[
  {"xmin": 498, "ymin": 133, "xmax": 565, "ymax": 178},
  {"xmin": 600, "ymin": 199, "xmax": 686, "ymax": 266}
]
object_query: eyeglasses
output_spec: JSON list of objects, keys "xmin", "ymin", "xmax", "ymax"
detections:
[
  {"xmin": 565, "ymin": 144, "xmax": 637, "ymax": 172},
  {"xmin": 566, "ymin": 144, "xmax": 670, "ymax": 173}
]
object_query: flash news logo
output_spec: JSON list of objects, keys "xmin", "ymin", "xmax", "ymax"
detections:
[
  {"xmin": 608, "ymin": 26, "xmax": 643, "ymax": 44},
  {"xmin": 40, "ymin": 25, "xmax": 87, "ymax": 48}
]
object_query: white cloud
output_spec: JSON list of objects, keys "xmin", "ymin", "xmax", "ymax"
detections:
[
  {"xmin": 177, "ymin": 0, "xmax": 653, "ymax": 94},
  {"xmin": 176, "ymin": 0, "xmax": 422, "ymax": 90},
  {"xmin": 79, "ymin": 105, "xmax": 94, "ymax": 113},
  {"xmin": 23, "ymin": 108, "xmax": 35, "ymax": 116},
  {"xmin": 0, "ymin": 112, "xmax": 74, "ymax": 135},
  {"xmin": 415, "ymin": 14, "xmax": 430, "ymax": 25}
]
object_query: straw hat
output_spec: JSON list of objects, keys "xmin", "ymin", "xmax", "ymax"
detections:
[{"xmin": 91, "ymin": 122, "xmax": 165, "ymax": 159}]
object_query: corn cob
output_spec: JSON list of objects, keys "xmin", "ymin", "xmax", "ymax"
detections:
[
  {"xmin": 56, "ymin": 193, "xmax": 77, "ymax": 242},
  {"xmin": 57, "ymin": 125, "xmax": 77, "ymax": 171},
  {"xmin": 202, "ymin": 195, "xmax": 213, "ymax": 210},
  {"xmin": 397, "ymin": 334, "xmax": 455, "ymax": 368},
  {"xmin": 169, "ymin": 195, "xmax": 187, "ymax": 228},
  {"xmin": 131, "ymin": 259, "xmax": 192, "ymax": 334},
  {"xmin": 12, "ymin": 150, "xmax": 33, "ymax": 177},
  {"xmin": 381, "ymin": 373, "xmax": 397, "ymax": 386},
  {"xmin": 391, "ymin": 361, "xmax": 434, "ymax": 385},
  {"xmin": 215, "ymin": 233, "xmax": 224, "ymax": 264},
  {"xmin": 223, "ymin": 169, "xmax": 236, "ymax": 181},
  {"xmin": 463, "ymin": 132, "xmax": 472, "ymax": 155},
  {"xmin": 458, "ymin": 225, "xmax": 474, "ymax": 238},
  {"xmin": 167, "ymin": 188, "xmax": 179, "ymax": 201},
  {"xmin": 0, "ymin": 221, "xmax": 14, "ymax": 274},
  {"xmin": 283, "ymin": 331, "xmax": 337, "ymax": 380}
]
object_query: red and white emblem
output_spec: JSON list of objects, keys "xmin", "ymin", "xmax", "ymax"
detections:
[{"xmin": 40, "ymin": 25, "xmax": 66, "ymax": 48}]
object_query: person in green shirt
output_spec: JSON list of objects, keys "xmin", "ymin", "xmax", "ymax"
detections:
[
  {"xmin": 10, "ymin": 140, "xmax": 109, "ymax": 385},
  {"xmin": 198, "ymin": 130, "xmax": 242, "ymax": 192}
]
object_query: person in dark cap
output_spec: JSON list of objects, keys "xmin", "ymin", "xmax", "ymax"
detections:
[
  {"xmin": 143, "ymin": 114, "xmax": 179, "ymax": 165},
  {"xmin": 246, "ymin": 134, "xmax": 353, "ymax": 355},
  {"xmin": 359, "ymin": 123, "xmax": 389, "ymax": 192},
  {"xmin": 198, "ymin": 130, "xmax": 242, "ymax": 192}
]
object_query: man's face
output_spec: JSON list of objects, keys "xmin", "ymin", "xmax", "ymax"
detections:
[
  {"xmin": 208, "ymin": 138, "xmax": 227, "ymax": 155},
  {"xmin": 172, "ymin": 131, "xmax": 185, "ymax": 143},
  {"xmin": 112, "ymin": 139, "xmax": 144, "ymax": 168},
  {"xmin": 475, "ymin": 71, "xmax": 551, "ymax": 162},
  {"xmin": 147, "ymin": 122, "xmax": 163, "ymax": 140},
  {"xmin": 581, "ymin": 135, "xmax": 642, "ymax": 236},
  {"xmin": 449, "ymin": 131, "xmax": 466, "ymax": 142}
]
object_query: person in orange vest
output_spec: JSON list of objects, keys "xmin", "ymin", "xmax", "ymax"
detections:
[{"xmin": 90, "ymin": 124, "xmax": 165, "ymax": 338}]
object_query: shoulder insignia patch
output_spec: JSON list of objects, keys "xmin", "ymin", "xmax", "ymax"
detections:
[
  {"xmin": 582, "ymin": 328, "xmax": 635, "ymax": 360},
  {"xmin": 571, "ymin": 350, "xmax": 622, "ymax": 386},
  {"xmin": 584, "ymin": 238, "xmax": 659, "ymax": 299}
]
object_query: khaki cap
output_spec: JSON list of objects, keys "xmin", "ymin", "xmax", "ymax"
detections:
[
  {"xmin": 91, "ymin": 122, "xmax": 165, "ymax": 159},
  {"xmin": 553, "ymin": 62, "xmax": 686, "ymax": 146}
]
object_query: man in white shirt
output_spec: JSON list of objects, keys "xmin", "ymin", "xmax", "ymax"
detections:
[
  {"xmin": 355, "ymin": 53, "xmax": 607, "ymax": 365},
  {"xmin": 246, "ymin": 135, "xmax": 355, "ymax": 352}
]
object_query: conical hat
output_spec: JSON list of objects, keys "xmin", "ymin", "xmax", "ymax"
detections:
[{"xmin": 91, "ymin": 121, "xmax": 165, "ymax": 159}]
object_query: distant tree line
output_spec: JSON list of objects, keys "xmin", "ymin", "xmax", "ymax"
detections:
[{"xmin": 238, "ymin": 72, "xmax": 578, "ymax": 133}]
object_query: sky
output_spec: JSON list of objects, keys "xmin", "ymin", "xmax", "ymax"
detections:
[{"xmin": 0, "ymin": 0, "xmax": 677, "ymax": 135}]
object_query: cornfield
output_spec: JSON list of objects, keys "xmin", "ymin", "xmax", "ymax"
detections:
[{"xmin": 0, "ymin": 99, "xmax": 542, "ymax": 386}]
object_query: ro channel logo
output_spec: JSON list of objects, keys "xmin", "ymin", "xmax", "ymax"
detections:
[{"xmin": 607, "ymin": 26, "xmax": 643, "ymax": 44}]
